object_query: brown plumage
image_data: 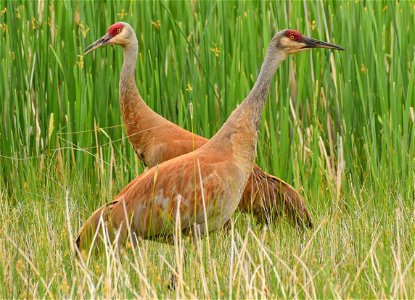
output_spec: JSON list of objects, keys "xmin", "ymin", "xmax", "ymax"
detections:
[{"xmin": 77, "ymin": 24, "xmax": 343, "ymax": 250}]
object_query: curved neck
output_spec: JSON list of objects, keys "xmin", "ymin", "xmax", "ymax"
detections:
[
  {"xmin": 118, "ymin": 33, "xmax": 163, "ymax": 159},
  {"xmin": 244, "ymin": 46, "xmax": 287, "ymax": 127},
  {"xmin": 120, "ymin": 37, "xmax": 138, "ymax": 92},
  {"xmin": 206, "ymin": 44, "xmax": 288, "ymax": 173},
  {"xmin": 118, "ymin": 34, "xmax": 151, "ymax": 115}
]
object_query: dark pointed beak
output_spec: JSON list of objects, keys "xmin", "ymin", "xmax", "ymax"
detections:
[
  {"xmin": 84, "ymin": 33, "xmax": 112, "ymax": 55},
  {"xmin": 302, "ymin": 36, "xmax": 344, "ymax": 51}
]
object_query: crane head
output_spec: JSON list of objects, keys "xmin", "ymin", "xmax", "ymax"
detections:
[
  {"xmin": 84, "ymin": 22, "xmax": 133, "ymax": 55},
  {"xmin": 275, "ymin": 29, "xmax": 344, "ymax": 54}
]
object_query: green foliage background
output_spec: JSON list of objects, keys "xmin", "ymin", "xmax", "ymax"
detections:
[{"xmin": 0, "ymin": 1, "xmax": 414, "ymax": 298}]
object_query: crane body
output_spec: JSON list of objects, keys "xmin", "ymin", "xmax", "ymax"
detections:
[{"xmin": 77, "ymin": 23, "xmax": 343, "ymax": 250}]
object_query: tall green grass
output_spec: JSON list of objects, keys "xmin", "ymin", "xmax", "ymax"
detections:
[{"xmin": 0, "ymin": 0, "xmax": 414, "ymax": 298}]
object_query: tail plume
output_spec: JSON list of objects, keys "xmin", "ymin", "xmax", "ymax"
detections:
[{"xmin": 241, "ymin": 165, "xmax": 313, "ymax": 228}]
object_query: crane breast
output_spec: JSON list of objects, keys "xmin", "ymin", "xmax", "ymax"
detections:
[{"xmin": 110, "ymin": 155, "xmax": 244, "ymax": 239}]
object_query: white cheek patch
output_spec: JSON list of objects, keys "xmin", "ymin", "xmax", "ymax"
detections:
[
  {"xmin": 279, "ymin": 38, "xmax": 291, "ymax": 48},
  {"xmin": 280, "ymin": 38, "xmax": 307, "ymax": 52}
]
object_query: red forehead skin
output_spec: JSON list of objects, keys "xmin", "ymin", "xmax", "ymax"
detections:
[
  {"xmin": 285, "ymin": 29, "xmax": 303, "ymax": 41},
  {"xmin": 108, "ymin": 23, "xmax": 124, "ymax": 37}
]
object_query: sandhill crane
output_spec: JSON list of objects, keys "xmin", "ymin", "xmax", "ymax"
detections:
[
  {"xmin": 77, "ymin": 23, "xmax": 343, "ymax": 250},
  {"xmin": 83, "ymin": 23, "xmax": 341, "ymax": 228}
]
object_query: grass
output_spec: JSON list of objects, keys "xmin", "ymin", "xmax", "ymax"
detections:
[{"xmin": 1, "ymin": 0, "xmax": 414, "ymax": 298}]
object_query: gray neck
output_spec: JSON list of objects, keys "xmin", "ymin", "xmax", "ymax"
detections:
[
  {"xmin": 119, "ymin": 34, "xmax": 143, "ymax": 114},
  {"xmin": 120, "ymin": 37, "xmax": 138, "ymax": 86},
  {"xmin": 206, "ymin": 41, "xmax": 288, "ymax": 172},
  {"xmin": 245, "ymin": 46, "xmax": 287, "ymax": 128}
]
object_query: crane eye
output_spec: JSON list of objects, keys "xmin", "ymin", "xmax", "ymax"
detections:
[
  {"xmin": 117, "ymin": 28, "xmax": 121, "ymax": 33},
  {"xmin": 289, "ymin": 35, "xmax": 295, "ymax": 40}
]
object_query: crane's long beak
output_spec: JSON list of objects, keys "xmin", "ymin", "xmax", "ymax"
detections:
[
  {"xmin": 302, "ymin": 36, "xmax": 344, "ymax": 51},
  {"xmin": 84, "ymin": 33, "xmax": 112, "ymax": 55}
]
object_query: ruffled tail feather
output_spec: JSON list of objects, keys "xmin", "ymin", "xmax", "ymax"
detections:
[{"xmin": 240, "ymin": 165, "xmax": 313, "ymax": 229}]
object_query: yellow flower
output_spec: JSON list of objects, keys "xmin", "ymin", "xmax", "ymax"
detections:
[
  {"xmin": 117, "ymin": 9, "xmax": 127, "ymax": 19},
  {"xmin": 311, "ymin": 20, "xmax": 317, "ymax": 31},
  {"xmin": 210, "ymin": 44, "xmax": 220, "ymax": 57},
  {"xmin": 78, "ymin": 23, "xmax": 90, "ymax": 39},
  {"xmin": 151, "ymin": 20, "xmax": 161, "ymax": 30},
  {"xmin": 186, "ymin": 83, "xmax": 192, "ymax": 92},
  {"xmin": 32, "ymin": 17, "xmax": 38, "ymax": 30},
  {"xmin": 77, "ymin": 55, "xmax": 84, "ymax": 69},
  {"xmin": 0, "ymin": 23, "xmax": 8, "ymax": 33}
]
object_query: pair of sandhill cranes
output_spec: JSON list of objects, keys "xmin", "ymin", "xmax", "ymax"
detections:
[{"xmin": 76, "ymin": 22, "xmax": 343, "ymax": 251}]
